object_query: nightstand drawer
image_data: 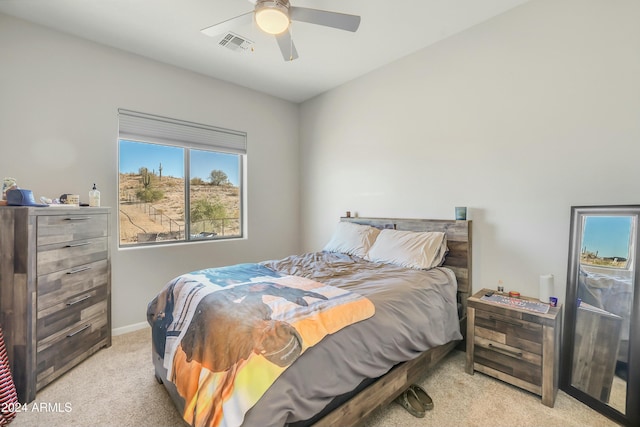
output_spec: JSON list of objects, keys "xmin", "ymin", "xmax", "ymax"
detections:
[
  {"xmin": 37, "ymin": 213, "xmax": 108, "ymax": 246},
  {"xmin": 474, "ymin": 336, "xmax": 542, "ymax": 386},
  {"xmin": 36, "ymin": 237, "xmax": 108, "ymax": 275},
  {"xmin": 474, "ymin": 309, "xmax": 543, "ymax": 355}
]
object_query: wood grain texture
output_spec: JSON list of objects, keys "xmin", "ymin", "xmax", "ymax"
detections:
[
  {"xmin": 466, "ymin": 288, "xmax": 561, "ymax": 407},
  {"xmin": 148, "ymin": 217, "xmax": 472, "ymax": 426},
  {"xmin": 36, "ymin": 213, "xmax": 108, "ymax": 245},
  {"xmin": 0, "ymin": 207, "xmax": 111, "ymax": 403},
  {"xmin": 313, "ymin": 341, "xmax": 458, "ymax": 427},
  {"xmin": 466, "ymin": 306, "xmax": 476, "ymax": 374},
  {"xmin": 571, "ymin": 306, "xmax": 621, "ymax": 402},
  {"xmin": 341, "ymin": 217, "xmax": 472, "ymax": 309},
  {"xmin": 152, "ymin": 217, "xmax": 473, "ymax": 427},
  {"xmin": 310, "ymin": 218, "xmax": 472, "ymax": 426}
]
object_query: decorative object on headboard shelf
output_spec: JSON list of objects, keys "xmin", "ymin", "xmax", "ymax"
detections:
[{"xmin": 455, "ymin": 206, "xmax": 467, "ymax": 220}]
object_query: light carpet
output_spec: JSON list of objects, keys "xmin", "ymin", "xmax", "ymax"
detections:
[{"xmin": 10, "ymin": 328, "xmax": 619, "ymax": 427}]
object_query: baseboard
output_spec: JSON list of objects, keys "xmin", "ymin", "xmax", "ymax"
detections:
[{"xmin": 112, "ymin": 321, "xmax": 149, "ymax": 336}]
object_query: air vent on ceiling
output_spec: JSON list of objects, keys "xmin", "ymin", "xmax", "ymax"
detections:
[{"xmin": 218, "ymin": 32, "xmax": 254, "ymax": 53}]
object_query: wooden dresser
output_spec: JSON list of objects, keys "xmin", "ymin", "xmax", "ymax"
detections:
[
  {"xmin": 465, "ymin": 288, "xmax": 562, "ymax": 407},
  {"xmin": 0, "ymin": 206, "xmax": 111, "ymax": 403}
]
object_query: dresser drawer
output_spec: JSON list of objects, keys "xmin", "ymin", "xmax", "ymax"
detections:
[
  {"xmin": 37, "ymin": 213, "xmax": 108, "ymax": 246},
  {"xmin": 37, "ymin": 259, "xmax": 109, "ymax": 312},
  {"xmin": 36, "ymin": 286, "xmax": 108, "ymax": 341},
  {"xmin": 36, "ymin": 237, "xmax": 108, "ymax": 275},
  {"xmin": 36, "ymin": 308, "xmax": 109, "ymax": 389}
]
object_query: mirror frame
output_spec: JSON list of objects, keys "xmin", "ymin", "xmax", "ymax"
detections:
[{"xmin": 562, "ymin": 205, "xmax": 640, "ymax": 426}]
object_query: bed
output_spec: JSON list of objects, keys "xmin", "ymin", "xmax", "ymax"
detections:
[{"xmin": 147, "ymin": 217, "xmax": 472, "ymax": 427}]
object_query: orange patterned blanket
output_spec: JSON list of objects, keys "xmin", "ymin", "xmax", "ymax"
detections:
[{"xmin": 148, "ymin": 264, "xmax": 375, "ymax": 427}]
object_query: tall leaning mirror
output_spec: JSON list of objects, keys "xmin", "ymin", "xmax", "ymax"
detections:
[{"xmin": 562, "ymin": 205, "xmax": 640, "ymax": 426}]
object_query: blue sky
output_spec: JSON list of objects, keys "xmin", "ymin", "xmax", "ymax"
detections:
[
  {"xmin": 582, "ymin": 216, "xmax": 633, "ymax": 258},
  {"xmin": 119, "ymin": 140, "xmax": 240, "ymax": 186}
]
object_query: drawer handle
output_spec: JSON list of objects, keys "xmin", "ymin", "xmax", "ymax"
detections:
[
  {"xmin": 66, "ymin": 295, "xmax": 91, "ymax": 306},
  {"xmin": 65, "ymin": 242, "xmax": 91, "ymax": 248},
  {"xmin": 67, "ymin": 266, "xmax": 91, "ymax": 275},
  {"xmin": 489, "ymin": 315, "xmax": 522, "ymax": 327},
  {"xmin": 488, "ymin": 343, "xmax": 523, "ymax": 358},
  {"xmin": 67, "ymin": 324, "xmax": 90, "ymax": 338},
  {"xmin": 64, "ymin": 217, "xmax": 91, "ymax": 221}
]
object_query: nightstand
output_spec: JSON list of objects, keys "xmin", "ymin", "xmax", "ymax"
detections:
[{"xmin": 465, "ymin": 288, "xmax": 562, "ymax": 407}]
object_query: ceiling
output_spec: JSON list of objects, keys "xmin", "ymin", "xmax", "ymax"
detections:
[{"xmin": 0, "ymin": 0, "xmax": 530, "ymax": 103}]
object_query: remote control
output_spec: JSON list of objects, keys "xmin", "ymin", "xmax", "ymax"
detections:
[{"xmin": 485, "ymin": 290, "xmax": 495, "ymax": 297}]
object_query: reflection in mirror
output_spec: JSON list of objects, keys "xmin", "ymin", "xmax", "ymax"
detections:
[
  {"xmin": 572, "ymin": 215, "xmax": 634, "ymax": 414},
  {"xmin": 563, "ymin": 205, "xmax": 640, "ymax": 427}
]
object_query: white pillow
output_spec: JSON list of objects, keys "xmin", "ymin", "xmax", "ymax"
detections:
[
  {"xmin": 366, "ymin": 229, "xmax": 447, "ymax": 270},
  {"xmin": 323, "ymin": 222, "xmax": 380, "ymax": 258}
]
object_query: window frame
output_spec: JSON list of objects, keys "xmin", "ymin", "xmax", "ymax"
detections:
[{"xmin": 117, "ymin": 109, "xmax": 246, "ymax": 248}]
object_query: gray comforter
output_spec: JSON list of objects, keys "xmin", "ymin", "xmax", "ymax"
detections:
[{"xmin": 241, "ymin": 251, "xmax": 462, "ymax": 426}]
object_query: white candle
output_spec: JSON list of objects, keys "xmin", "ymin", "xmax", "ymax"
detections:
[{"xmin": 539, "ymin": 274, "xmax": 554, "ymax": 303}]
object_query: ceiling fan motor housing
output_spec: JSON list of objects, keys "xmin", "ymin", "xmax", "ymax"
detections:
[{"xmin": 255, "ymin": 0, "xmax": 291, "ymax": 34}]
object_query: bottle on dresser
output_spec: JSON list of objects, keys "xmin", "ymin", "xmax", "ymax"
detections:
[{"xmin": 89, "ymin": 183, "xmax": 101, "ymax": 207}]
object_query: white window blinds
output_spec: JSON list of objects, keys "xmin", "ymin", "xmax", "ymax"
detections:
[{"xmin": 118, "ymin": 109, "xmax": 247, "ymax": 154}]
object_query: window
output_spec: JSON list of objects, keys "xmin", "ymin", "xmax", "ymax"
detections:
[
  {"xmin": 581, "ymin": 215, "xmax": 634, "ymax": 269},
  {"xmin": 118, "ymin": 109, "xmax": 246, "ymax": 247}
]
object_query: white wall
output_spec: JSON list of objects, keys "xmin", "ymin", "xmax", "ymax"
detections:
[
  {"xmin": 0, "ymin": 14, "xmax": 301, "ymax": 329},
  {"xmin": 3, "ymin": 0, "xmax": 640, "ymax": 331},
  {"xmin": 299, "ymin": 0, "xmax": 640, "ymax": 303}
]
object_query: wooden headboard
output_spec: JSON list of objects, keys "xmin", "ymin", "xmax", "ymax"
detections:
[
  {"xmin": 340, "ymin": 216, "xmax": 473, "ymax": 316},
  {"xmin": 313, "ymin": 217, "xmax": 473, "ymax": 427}
]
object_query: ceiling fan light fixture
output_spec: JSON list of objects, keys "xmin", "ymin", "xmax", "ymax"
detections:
[{"xmin": 255, "ymin": 0, "xmax": 290, "ymax": 35}]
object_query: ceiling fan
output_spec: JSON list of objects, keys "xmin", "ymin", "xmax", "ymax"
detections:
[{"xmin": 201, "ymin": 0, "xmax": 361, "ymax": 61}]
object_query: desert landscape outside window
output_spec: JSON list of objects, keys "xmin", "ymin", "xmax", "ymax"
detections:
[
  {"xmin": 580, "ymin": 216, "xmax": 634, "ymax": 270},
  {"xmin": 117, "ymin": 109, "xmax": 245, "ymax": 247}
]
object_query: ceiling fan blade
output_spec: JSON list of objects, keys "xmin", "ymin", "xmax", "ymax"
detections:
[
  {"xmin": 275, "ymin": 30, "xmax": 299, "ymax": 61},
  {"xmin": 201, "ymin": 11, "xmax": 254, "ymax": 37},
  {"xmin": 290, "ymin": 7, "xmax": 361, "ymax": 32}
]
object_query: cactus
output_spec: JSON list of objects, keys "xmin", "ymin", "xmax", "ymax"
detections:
[
  {"xmin": 159, "ymin": 162, "xmax": 163, "ymax": 181},
  {"xmin": 141, "ymin": 171, "xmax": 151, "ymax": 189}
]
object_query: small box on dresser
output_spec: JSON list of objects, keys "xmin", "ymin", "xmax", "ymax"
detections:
[
  {"xmin": 465, "ymin": 288, "xmax": 562, "ymax": 407},
  {"xmin": 0, "ymin": 206, "xmax": 111, "ymax": 403}
]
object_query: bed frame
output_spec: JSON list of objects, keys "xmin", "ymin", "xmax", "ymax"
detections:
[
  {"xmin": 152, "ymin": 217, "xmax": 472, "ymax": 427},
  {"xmin": 311, "ymin": 217, "xmax": 472, "ymax": 427}
]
